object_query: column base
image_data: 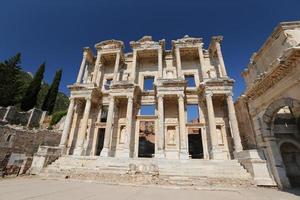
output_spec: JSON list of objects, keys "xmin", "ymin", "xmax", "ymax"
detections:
[
  {"xmin": 58, "ymin": 145, "xmax": 68, "ymax": 155},
  {"xmin": 73, "ymin": 147, "xmax": 84, "ymax": 156},
  {"xmin": 115, "ymin": 149, "xmax": 130, "ymax": 158},
  {"xmin": 155, "ymin": 150, "xmax": 165, "ymax": 159},
  {"xmin": 100, "ymin": 147, "xmax": 110, "ymax": 157},
  {"xmin": 180, "ymin": 151, "xmax": 189, "ymax": 160},
  {"xmin": 211, "ymin": 148, "xmax": 229, "ymax": 160}
]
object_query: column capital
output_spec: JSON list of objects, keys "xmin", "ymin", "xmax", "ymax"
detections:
[
  {"xmin": 205, "ymin": 92, "xmax": 213, "ymax": 98},
  {"xmin": 85, "ymin": 96, "xmax": 92, "ymax": 101},
  {"xmin": 127, "ymin": 95, "xmax": 133, "ymax": 100},
  {"xmin": 225, "ymin": 92, "xmax": 233, "ymax": 97},
  {"xmin": 157, "ymin": 94, "xmax": 165, "ymax": 99},
  {"xmin": 177, "ymin": 93, "xmax": 185, "ymax": 100}
]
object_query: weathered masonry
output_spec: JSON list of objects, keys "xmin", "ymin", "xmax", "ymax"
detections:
[
  {"xmin": 236, "ymin": 21, "xmax": 300, "ymax": 189},
  {"xmin": 60, "ymin": 35, "xmax": 243, "ymax": 160}
]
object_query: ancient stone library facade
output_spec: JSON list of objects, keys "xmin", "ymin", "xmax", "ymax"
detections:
[{"xmin": 60, "ymin": 35, "xmax": 243, "ymax": 160}]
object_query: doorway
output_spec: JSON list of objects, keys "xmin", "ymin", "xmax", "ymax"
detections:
[
  {"xmin": 188, "ymin": 128, "xmax": 203, "ymax": 159},
  {"xmin": 280, "ymin": 142, "xmax": 300, "ymax": 187},
  {"xmin": 95, "ymin": 128, "xmax": 105, "ymax": 156},
  {"xmin": 138, "ymin": 121, "xmax": 155, "ymax": 158}
]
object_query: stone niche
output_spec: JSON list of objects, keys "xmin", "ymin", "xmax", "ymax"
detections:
[{"xmin": 164, "ymin": 118, "xmax": 179, "ymax": 159}]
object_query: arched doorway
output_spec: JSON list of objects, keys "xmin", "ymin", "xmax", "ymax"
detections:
[
  {"xmin": 280, "ymin": 142, "xmax": 300, "ymax": 187},
  {"xmin": 262, "ymin": 98, "xmax": 300, "ymax": 188}
]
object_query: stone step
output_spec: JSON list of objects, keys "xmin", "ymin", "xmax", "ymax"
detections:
[{"xmin": 39, "ymin": 156, "xmax": 253, "ymax": 187}]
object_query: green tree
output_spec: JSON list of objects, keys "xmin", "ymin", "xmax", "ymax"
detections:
[
  {"xmin": 42, "ymin": 69, "xmax": 62, "ymax": 114},
  {"xmin": 20, "ymin": 63, "xmax": 45, "ymax": 111},
  {"xmin": 0, "ymin": 53, "xmax": 22, "ymax": 106}
]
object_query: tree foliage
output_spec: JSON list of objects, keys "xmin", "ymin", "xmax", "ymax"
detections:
[
  {"xmin": 0, "ymin": 54, "xmax": 69, "ymax": 113},
  {"xmin": 20, "ymin": 63, "xmax": 45, "ymax": 111},
  {"xmin": 0, "ymin": 53, "xmax": 22, "ymax": 106},
  {"xmin": 42, "ymin": 69, "xmax": 62, "ymax": 114}
]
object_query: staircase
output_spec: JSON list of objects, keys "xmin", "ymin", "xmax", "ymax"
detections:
[{"xmin": 40, "ymin": 156, "xmax": 253, "ymax": 188}]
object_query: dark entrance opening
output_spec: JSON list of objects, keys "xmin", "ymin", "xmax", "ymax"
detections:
[
  {"xmin": 188, "ymin": 128, "xmax": 203, "ymax": 159},
  {"xmin": 138, "ymin": 121, "xmax": 155, "ymax": 158},
  {"xmin": 96, "ymin": 128, "xmax": 105, "ymax": 156},
  {"xmin": 280, "ymin": 142, "xmax": 300, "ymax": 187}
]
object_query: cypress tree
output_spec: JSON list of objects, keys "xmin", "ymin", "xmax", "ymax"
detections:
[
  {"xmin": 0, "ymin": 53, "xmax": 22, "ymax": 106},
  {"xmin": 20, "ymin": 63, "xmax": 45, "ymax": 111},
  {"xmin": 42, "ymin": 69, "xmax": 62, "ymax": 114}
]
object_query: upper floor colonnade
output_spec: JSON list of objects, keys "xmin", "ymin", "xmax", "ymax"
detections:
[{"xmin": 75, "ymin": 35, "xmax": 230, "ymax": 88}]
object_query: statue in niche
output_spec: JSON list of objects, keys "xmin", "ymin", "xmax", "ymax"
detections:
[
  {"xmin": 167, "ymin": 127, "xmax": 176, "ymax": 145},
  {"xmin": 216, "ymin": 127, "xmax": 223, "ymax": 145},
  {"xmin": 166, "ymin": 70, "xmax": 174, "ymax": 79},
  {"xmin": 119, "ymin": 126, "xmax": 128, "ymax": 145}
]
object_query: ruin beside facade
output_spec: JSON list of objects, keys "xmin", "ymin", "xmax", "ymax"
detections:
[{"xmin": 236, "ymin": 21, "xmax": 300, "ymax": 188}]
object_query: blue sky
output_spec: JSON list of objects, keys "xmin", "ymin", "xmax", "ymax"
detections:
[{"xmin": 0, "ymin": 0, "xmax": 300, "ymax": 99}]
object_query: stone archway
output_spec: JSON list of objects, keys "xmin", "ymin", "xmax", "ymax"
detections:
[{"xmin": 261, "ymin": 97, "xmax": 300, "ymax": 188}]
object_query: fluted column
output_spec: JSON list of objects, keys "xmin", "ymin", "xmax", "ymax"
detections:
[
  {"xmin": 158, "ymin": 48, "xmax": 163, "ymax": 78},
  {"xmin": 92, "ymin": 51, "xmax": 102, "ymax": 84},
  {"xmin": 113, "ymin": 51, "xmax": 120, "ymax": 83},
  {"xmin": 226, "ymin": 93, "xmax": 243, "ymax": 152},
  {"xmin": 198, "ymin": 44, "xmax": 208, "ymax": 80},
  {"xmin": 100, "ymin": 97, "xmax": 115, "ymax": 157},
  {"xmin": 74, "ymin": 97, "xmax": 92, "ymax": 156},
  {"xmin": 215, "ymin": 42, "xmax": 227, "ymax": 78},
  {"xmin": 178, "ymin": 94, "xmax": 189, "ymax": 159},
  {"xmin": 76, "ymin": 52, "xmax": 87, "ymax": 83},
  {"xmin": 59, "ymin": 97, "xmax": 75, "ymax": 148},
  {"xmin": 205, "ymin": 92, "xmax": 218, "ymax": 154},
  {"xmin": 156, "ymin": 94, "xmax": 165, "ymax": 158},
  {"xmin": 131, "ymin": 49, "xmax": 137, "ymax": 83},
  {"xmin": 175, "ymin": 47, "xmax": 183, "ymax": 78}
]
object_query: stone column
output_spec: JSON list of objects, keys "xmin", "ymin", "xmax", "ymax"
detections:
[
  {"xmin": 124, "ymin": 95, "xmax": 134, "ymax": 157},
  {"xmin": 100, "ymin": 97, "xmax": 115, "ymax": 157},
  {"xmin": 113, "ymin": 51, "xmax": 120, "ymax": 83},
  {"xmin": 92, "ymin": 51, "xmax": 102, "ymax": 84},
  {"xmin": 215, "ymin": 41, "xmax": 227, "ymax": 78},
  {"xmin": 131, "ymin": 49, "xmax": 137, "ymax": 83},
  {"xmin": 205, "ymin": 92, "xmax": 218, "ymax": 155},
  {"xmin": 198, "ymin": 44, "xmax": 208, "ymax": 80},
  {"xmin": 74, "ymin": 97, "xmax": 92, "ymax": 156},
  {"xmin": 156, "ymin": 94, "xmax": 165, "ymax": 158},
  {"xmin": 178, "ymin": 94, "xmax": 189, "ymax": 159},
  {"xmin": 175, "ymin": 47, "xmax": 183, "ymax": 78},
  {"xmin": 158, "ymin": 48, "xmax": 163, "ymax": 78},
  {"xmin": 59, "ymin": 97, "xmax": 75, "ymax": 148},
  {"xmin": 226, "ymin": 93, "xmax": 243, "ymax": 152},
  {"xmin": 76, "ymin": 52, "xmax": 87, "ymax": 84}
]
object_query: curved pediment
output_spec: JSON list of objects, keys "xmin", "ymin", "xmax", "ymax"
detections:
[
  {"xmin": 95, "ymin": 39, "xmax": 124, "ymax": 51},
  {"xmin": 130, "ymin": 36, "xmax": 165, "ymax": 50}
]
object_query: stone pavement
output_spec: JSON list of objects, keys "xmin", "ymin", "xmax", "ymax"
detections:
[{"xmin": 0, "ymin": 177, "xmax": 299, "ymax": 200}]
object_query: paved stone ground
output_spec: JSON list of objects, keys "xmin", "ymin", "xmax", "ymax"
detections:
[{"xmin": 0, "ymin": 177, "xmax": 299, "ymax": 200}]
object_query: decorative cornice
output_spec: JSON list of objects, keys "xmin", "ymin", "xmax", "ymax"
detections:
[
  {"xmin": 245, "ymin": 47, "xmax": 300, "ymax": 100},
  {"xmin": 172, "ymin": 35, "xmax": 203, "ymax": 49}
]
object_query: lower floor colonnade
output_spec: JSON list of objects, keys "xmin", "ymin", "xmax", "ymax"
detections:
[{"xmin": 60, "ymin": 92, "xmax": 243, "ymax": 161}]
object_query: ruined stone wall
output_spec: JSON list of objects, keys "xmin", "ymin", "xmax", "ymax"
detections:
[
  {"xmin": 0, "ymin": 106, "xmax": 45, "ymax": 128},
  {"xmin": 0, "ymin": 125, "xmax": 61, "ymax": 164},
  {"xmin": 234, "ymin": 97, "xmax": 257, "ymax": 149}
]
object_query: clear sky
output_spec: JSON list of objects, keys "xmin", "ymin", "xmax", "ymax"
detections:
[{"xmin": 0, "ymin": 0, "xmax": 300, "ymax": 99}]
